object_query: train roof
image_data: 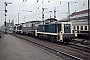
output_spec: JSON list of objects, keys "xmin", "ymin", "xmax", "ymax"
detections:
[
  {"xmin": 45, "ymin": 18, "xmax": 58, "ymax": 21},
  {"xmin": 21, "ymin": 23, "xmax": 25, "ymax": 24},
  {"xmin": 58, "ymin": 20, "xmax": 69, "ymax": 22},
  {"xmin": 25, "ymin": 20, "xmax": 42, "ymax": 23},
  {"xmin": 15, "ymin": 24, "xmax": 19, "ymax": 26},
  {"xmin": 39, "ymin": 21, "xmax": 71, "ymax": 26},
  {"xmin": 70, "ymin": 9, "xmax": 88, "ymax": 17}
]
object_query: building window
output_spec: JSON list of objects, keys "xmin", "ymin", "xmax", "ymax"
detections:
[
  {"xmin": 85, "ymin": 26, "xmax": 87, "ymax": 30},
  {"xmin": 81, "ymin": 26, "xmax": 83, "ymax": 30},
  {"xmin": 77, "ymin": 26, "xmax": 79, "ymax": 30}
]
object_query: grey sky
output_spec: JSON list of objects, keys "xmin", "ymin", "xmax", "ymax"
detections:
[{"xmin": 0, "ymin": 0, "xmax": 88, "ymax": 26}]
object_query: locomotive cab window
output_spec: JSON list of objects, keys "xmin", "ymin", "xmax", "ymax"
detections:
[
  {"xmin": 14, "ymin": 27, "xmax": 16, "ymax": 30},
  {"xmin": 64, "ymin": 24, "xmax": 71, "ymax": 33}
]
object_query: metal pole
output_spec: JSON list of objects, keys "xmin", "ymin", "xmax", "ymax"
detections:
[
  {"xmin": 24, "ymin": 16, "xmax": 25, "ymax": 22},
  {"xmin": 49, "ymin": 11, "xmax": 52, "ymax": 18},
  {"xmin": 50, "ymin": 12, "xmax": 51, "ymax": 18},
  {"xmin": 4, "ymin": 2, "xmax": 7, "ymax": 33},
  {"xmin": 18, "ymin": 13, "xmax": 19, "ymax": 24},
  {"xmin": 5, "ymin": 3, "xmax": 6, "ymax": 23},
  {"xmin": 42, "ymin": 8, "xmax": 44, "ymax": 24},
  {"xmin": 4, "ymin": 2, "xmax": 12, "ymax": 33},
  {"xmin": 68, "ymin": 2, "xmax": 70, "ymax": 21},
  {"xmin": 54, "ymin": 7, "xmax": 56, "ymax": 19},
  {"xmin": 88, "ymin": 0, "xmax": 90, "ymax": 40}
]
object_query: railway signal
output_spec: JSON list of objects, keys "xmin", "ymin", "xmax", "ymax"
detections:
[
  {"xmin": 4, "ymin": 2, "xmax": 12, "ymax": 33},
  {"xmin": 42, "ymin": 8, "xmax": 47, "ymax": 24}
]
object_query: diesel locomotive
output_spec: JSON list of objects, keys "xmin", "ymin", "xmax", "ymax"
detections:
[{"xmin": 13, "ymin": 18, "xmax": 77, "ymax": 43}]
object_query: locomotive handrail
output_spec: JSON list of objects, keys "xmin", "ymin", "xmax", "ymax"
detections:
[
  {"xmin": 37, "ymin": 32, "xmax": 58, "ymax": 35},
  {"xmin": 74, "ymin": 30, "xmax": 77, "ymax": 37}
]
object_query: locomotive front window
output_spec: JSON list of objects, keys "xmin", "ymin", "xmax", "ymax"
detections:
[{"xmin": 64, "ymin": 24, "xmax": 71, "ymax": 33}]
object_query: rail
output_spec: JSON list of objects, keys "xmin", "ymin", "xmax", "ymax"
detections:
[{"xmin": 12, "ymin": 34, "xmax": 83, "ymax": 60}]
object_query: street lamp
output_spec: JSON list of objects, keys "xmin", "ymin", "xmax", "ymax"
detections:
[{"xmin": 4, "ymin": 2, "xmax": 12, "ymax": 33}]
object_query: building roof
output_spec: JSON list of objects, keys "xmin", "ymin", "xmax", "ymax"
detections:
[{"xmin": 70, "ymin": 9, "xmax": 88, "ymax": 16}]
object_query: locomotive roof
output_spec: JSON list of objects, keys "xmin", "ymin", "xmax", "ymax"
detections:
[
  {"xmin": 44, "ymin": 18, "xmax": 58, "ymax": 23},
  {"xmin": 15, "ymin": 24, "xmax": 19, "ymax": 26},
  {"xmin": 45, "ymin": 18, "xmax": 58, "ymax": 21},
  {"xmin": 25, "ymin": 20, "xmax": 42, "ymax": 23},
  {"xmin": 20, "ymin": 21, "xmax": 42, "ymax": 24},
  {"xmin": 39, "ymin": 21, "xmax": 71, "ymax": 25},
  {"xmin": 21, "ymin": 23, "xmax": 25, "ymax": 24}
]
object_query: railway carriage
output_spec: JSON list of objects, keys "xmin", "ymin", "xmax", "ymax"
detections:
[
  {"xmin": 69, "ymin": 9, "xmax": 89, "ymax": 40},
  {"xmin": 71, "ymin": 18, "xmax": 89, "ymax": 39},
  {"xmin": 61, "ymin": 9, "xmax": 89, "ymax": 40}
]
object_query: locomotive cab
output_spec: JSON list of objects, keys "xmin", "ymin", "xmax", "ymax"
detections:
[{"xmin": 59, "ymin": 22, "xmax": 75, "ymax": 43}]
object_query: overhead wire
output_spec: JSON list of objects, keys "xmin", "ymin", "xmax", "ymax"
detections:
[
  {"xmin": 14, "ymin": 0, "xmax": 50, "ymax": 19},
  {"xmin": 14, "ymin": 0, "xmax": 87, "ymax": 24},
  {"xmin": 19, "ymin": 0, "xmax": 42, "ymax": 15},
  {"xmin": 19, "ymin": 0, "xmax": 50, "ymax": 21}
]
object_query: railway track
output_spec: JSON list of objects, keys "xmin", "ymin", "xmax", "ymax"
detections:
[
  {"xmin": 68, "ymin": 43, "xmax": 90, "ymax": 53},
  {"xmin": 11, "ymin": 33, "xmax": 90, "ymax": 60}
]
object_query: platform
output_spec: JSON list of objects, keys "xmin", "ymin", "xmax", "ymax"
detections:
[{"xmin": 0, "ymin": 34, "xmax": 63, "ymax": 60}]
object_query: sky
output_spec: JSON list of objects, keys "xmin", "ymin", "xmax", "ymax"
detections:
[{"xmin": 0, "ymin": 0, "xmax": 88, "ymax": 26}]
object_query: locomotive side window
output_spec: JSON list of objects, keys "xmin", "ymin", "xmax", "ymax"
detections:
[
  {"xmin": 85, "ymin": 26, "xmax": 87, "ymax": 30},
  {"xmin": 77, "ymin": 26, "xmax": 79, "ymax": 30},
  {"xmin": 14, "ymin": 27, "xmax": 16, "ymax": 30},
  {"xmin": 19, "ymin": 25, "xmax": 22, "ymax": 30},
  {"xmin": 81, "ymin": 26, "xmax": 83, "ymax": 30}
]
